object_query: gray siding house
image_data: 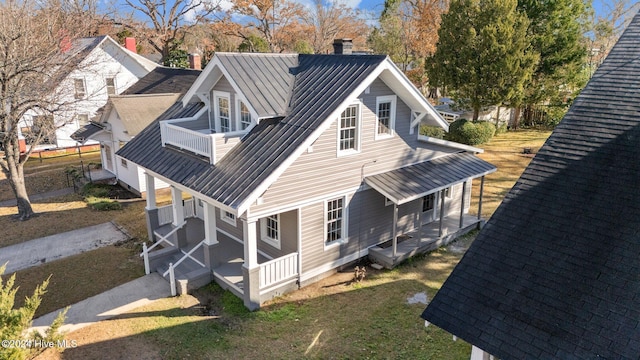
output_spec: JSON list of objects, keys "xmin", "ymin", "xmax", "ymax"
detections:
[{"xmin": 118, "ymin": 49, "xmax": 496, "ymax": 310}]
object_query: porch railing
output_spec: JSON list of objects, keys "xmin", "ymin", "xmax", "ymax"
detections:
[
  {"xmin": 157, "ymin": 200, "xmax": 197, "ymax": 226},
  {"xmin": 163, "ymin": 239, "xmax": 207, "ymax": 296},
  {"xmin": 140, "ymin": 221, "xmax": 183, "ymax": 274},
  {"xmin": 259, "ymin": 252, "xmax": 298, "ymax": 289}
]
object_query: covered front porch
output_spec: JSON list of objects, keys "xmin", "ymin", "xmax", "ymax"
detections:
[
  {"xmin": 368, "ymin": 214, "xmax": 481, "ymax": 269},
  {"xmin": 141, "ymin": 173, "xmax": 300, "ymax": 310},
  {"xmin": 364, "ymin": 152, "xmax": 496, "ymax": 268}
]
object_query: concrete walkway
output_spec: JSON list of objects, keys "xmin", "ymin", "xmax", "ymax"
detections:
[
  {"xmin": 0, "ymin": 187, "xmax": 75, "ymax": 208},
  {"xmin": 0, "ymin": 222, "xmax": 129, "ymax": 273},
  {"xmin": 31, "ymin": 273, "xmax": 171, "ymax": 334}
]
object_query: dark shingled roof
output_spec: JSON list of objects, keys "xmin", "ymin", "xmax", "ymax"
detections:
[
  {"xmin": 70, "ymin": 122, "xmax": 104, "ymax": 143},
  {"xmin": 118, "ymin": 54, "xmax": 386, "ymax": 210},
  {"xmin": 365, "ymin": 153, "xmax": 496, "ymax": 205},
  {"xmin": 421, "ymin": 12, "xmax": 640, "ymax": 360},
  {"xmin": 123, "ymin": 67, "xmax": 201, "ymax": 95}
]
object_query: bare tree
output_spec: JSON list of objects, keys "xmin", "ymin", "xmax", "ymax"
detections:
[
  {"xmin": 0, "ymin": 0, "xmax": 99, "ymax": 220},
  {"xmin": 304, "ymin": 0, "xmax": 369, "ymax": 54},
  {"xmin": 123, "ymin": 0, "xmax": 222, "ymax": 63}
]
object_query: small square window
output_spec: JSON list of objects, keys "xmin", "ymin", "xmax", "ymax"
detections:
[
  {"xmin": 221, "ymin": 210, "xmax": 236, "ymax": 226},
  {"xmin": 120, "ymin": 158, "xmax": 128, "ymax": 168},
  {"xmin": 77, "ymin": 113, "xmax": 89, "ymax": 126}
]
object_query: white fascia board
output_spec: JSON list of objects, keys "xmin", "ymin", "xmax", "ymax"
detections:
[
  {"xmin": 381, "ymin": 58, "xmax": 450, "ymax": 131},
  {"xmin": 235, "ymin": 61, "xmax": 390, "ymax": 216},
  {"xmin": 182, "ymin": 57, "xmax": 223, "ymax": 106},
  {"xmin": 363, "ymin": 179, "xmax": 400, "ymax": 205}
]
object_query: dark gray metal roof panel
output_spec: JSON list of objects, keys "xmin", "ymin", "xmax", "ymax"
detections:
[
  {"xmin": 422, "ymin": 12, "xmax": 640, "ymax": 360},
  {"xmin": 70, "ymin": 123, "xmax": 104, "ymax": 143},
  {"xmin": 365, "ymin": 153, "xmax": 496, "ymax": 204},
  {"xmin": 216, "ymin": 53, "xmax": 297, "ymax": 117},
  {"xmin": 118, "ymin": 54, "xmax": 386, "ymax": 210},
  {"xmin": 123, "ymin": 67, "xmax": 201, "ymax": 95}
]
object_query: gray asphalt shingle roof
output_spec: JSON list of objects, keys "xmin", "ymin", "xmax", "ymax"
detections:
[
  {"xmin": 365, "ymin": 153, "xmax": 496, "ymax": 205},
  {"xmin": 421, "ymin": 12, "xmax": 640, "ymax": 360},
  {"xmin": 123, "ymin": 67, "xmax": 201, "ymax": 95},
  {"xmin": 118, "ymin": 53, "xmax": 387, "ymax": 210}
]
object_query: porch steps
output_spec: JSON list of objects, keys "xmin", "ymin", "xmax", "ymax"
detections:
[{"xmin": 156, "ymin": 251, "xmax": 212, "ymax": 295}]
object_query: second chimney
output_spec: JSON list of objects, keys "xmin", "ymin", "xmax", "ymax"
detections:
[
  {"xmin": 125, "ymin": 37, "xmax": 137, "ymax": 53},
  {"xmin": 333, "ymin": 39, "xmax": 353, "ymax": 55},
  {"xmin": 189, "ymin": 53, "xmax": 201, "ymax": 70}
]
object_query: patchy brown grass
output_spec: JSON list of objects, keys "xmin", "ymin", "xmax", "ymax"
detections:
[{"xmin": 470, "ymin": 129, "xmax": 552, "ymax": 219}]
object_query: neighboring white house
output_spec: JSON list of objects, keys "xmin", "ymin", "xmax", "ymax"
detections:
[
  {"xmin": 20, "ymin": 36, "xmax": 158, "ymax": 150},
  {"xmin": 434, "ymin": 98, "xmax": 515, "ymax": 126},
  {"xmin": 72, "ymin": 67, "xmax": 201, "ymax": 195}
]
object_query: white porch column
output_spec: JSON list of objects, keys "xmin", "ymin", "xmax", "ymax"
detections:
[
  {"xmin": 243, "ymin": 219, "xmax": 258, "ymax": 269},
  {"xmin": 459, "ymin": 181, "xmax": 467, "ymax": 229},
  {"xmin": 417, "ymin": 197, "xmax": 424, "ymax": 242},
  {"xmin": 144, "ymin": 172, "xmax": 156, "ymax": 210},
  {"xmin": 438, "ymin": 189, "xmax": 446, "ymax": 237},
  {"xmin": 242, "ymin": 219, "xmax": 260, "ymax": 310},
  {"xmin": 203, "ymin": 202, "xmax": 218, "ymax": 245},
  {"xmin": 478, "ymin": 176, "xmax": 485, "ymax": 220},
  {"xmin": 392, "ymin": 202, "xmax": 399, "ymax": 257},
  {"xmin": 171, "ymin": 186, "xmax": 184, "ymax": 226}
]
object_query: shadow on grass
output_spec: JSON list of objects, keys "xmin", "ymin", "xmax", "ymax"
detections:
[{"xmin": 55, "ymin": 246, "xmax": 472, "ymax": 360}]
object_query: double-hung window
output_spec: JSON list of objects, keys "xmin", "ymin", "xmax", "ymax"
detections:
[
  {"xmin": 74, "ymin": 78, "xmax": 86, "ymax": 99},
  {"xmin": 105, "ymin": 77, "xmax": 116, "ymax": 95},
  {"xmin": 375, "ymin": 95, "xmax": 396, "ymax": 139},
  {"xmin": 261, "ymin": 214, "xmax": 280, "ymax": 249},
  {"xmin": 214, "ymin": 92, "xmax": 231, "ymax": 132},
  {"xmin": 422, "ymin": 194, "xmax": 435, "ymax": 212},
  {"xmin": 238, "ymin": 101, "xmax": 252, "ymax": 130},
  {"xmin": 326, "ymin": 197, "xmax": 346, "ymax": 245},
  {"xmin": 221, "ymin": 210, "xmax": 236, "ymax": 226},
  {"xmin": 338, "ymin": 103, "xmax": 360, "ymax": 154}
]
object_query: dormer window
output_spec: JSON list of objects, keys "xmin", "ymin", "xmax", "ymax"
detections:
[
  {"xmin": 213, "ymin": 91, "xmax": 231, "ymax": 132},
  {"xmin": 238, "ymin": 100, "xmax": 251, "ymax": 130},
  {"xmin": 337, "ymin": 102, "xmax": 361, "ymax": 155}
]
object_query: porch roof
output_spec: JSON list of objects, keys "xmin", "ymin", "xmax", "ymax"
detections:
[
  {"xmin": 364, "ymin": 152, "xmax": 496, "ymax": 205},
  {"xmin": 71, "ymin": 122, "xmax": 105, "ymax": 144}
]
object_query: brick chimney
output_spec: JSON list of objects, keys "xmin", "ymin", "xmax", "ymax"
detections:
[
  {"xmin": 59, "ymin": 30, "xmax": 72, "ymax": 53},
  {"xmin": 124, "ymin": 37, "xmax": 137, "ymax": 53},
  {"xmin": 189, "ymin": 53, "xmax": 201, "ymax": 70},
  {"xmin": 333, "ymin": 39, "xmax": 353, "ymax": 55}
]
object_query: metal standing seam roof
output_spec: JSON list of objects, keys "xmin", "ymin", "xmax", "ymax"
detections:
[
  {"xmin": 421, "ymin": 11, "xmax": 640, "ymax": 360},
  {"xmin": 364, "ymin": 153, "xmax": 496, "ymax": 205},
  {"xmin": 216, "ymin": 53, "xmax": 297, "ymax": 117},
  {"xmin": 117, "ymin": 54, "xmax": 387, "ymax": 210}
]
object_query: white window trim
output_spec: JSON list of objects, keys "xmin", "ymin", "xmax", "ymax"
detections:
[
  {"xmin": 77, "ymin": 113, "xmax": 89, "ymax": 127},
  {"xmin": 324, "ymin": 195, "xmax": 349, "ymax": 249},
  {"xmin": 120, "ymin": 158, "xmax": 128, "ymax": 168},
  {"xmin": 220, "ymin": 209, "xmax": 236, "ymax": 226},
  {"xmin": 375, "ymin": 95, "xmax": 397, "ymax": 140},
  {"xmin": 260, "ymin": 214, "xmax": 281, "ymax": 249},
  {"xmin": 236, "ymin": 99, "xmax": 252, "ymax": 131},
  {"xmin": 445, "ymin": 186, "xmax": 452, "ymax": 199},
  {"xmin": 336, "ymin": 100, "xmax": 362, "ymax": 157},
  {"xmin": 213, "ymin": 91, "xmax": 231, "ymax": 133}
]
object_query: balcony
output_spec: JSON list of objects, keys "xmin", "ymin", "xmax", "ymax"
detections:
[{"xmin": 160, "ymin": 119, "xmax": 243, "ymax": 164}]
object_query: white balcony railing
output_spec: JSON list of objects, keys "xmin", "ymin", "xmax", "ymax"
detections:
[
  {"xmin": 259, "ymin": 252, "xmax": 298, "ymax": 290},
  {"xmin": 161, "ymin": 122, "xmax": 215, "ymax": 164},
  {"xmin": 160, "ymin": 121, "xmax": 246, "ymax": 164}
]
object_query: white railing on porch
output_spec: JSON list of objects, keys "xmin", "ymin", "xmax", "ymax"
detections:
[
  {"xmin": 140, "ymin": 222, "xmax": 183, "ymax": 274},
  {"xmin": 161, "ymin": 122, "xmax": 215, "ymax": 164},
  {"xmin": 259, "ymin": 252, "xmax": 298, "ymax": 289},
  {"xmin": 157, "ymin": 199, "xmax": 197, "ymax": 226}
]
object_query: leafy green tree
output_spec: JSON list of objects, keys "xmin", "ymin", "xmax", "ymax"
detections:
[
  {"xmin": 163, "ymin": 40, "xmax": 189, "ymax": 68},
  {"xmin": 0, "ymin": 264, "xmax": 67, "ymax": 360},
  {"xmin": 238, "ymin": 34, "xmax": 270, "ymax": 53},
  {"xmin": 428, "ymin": 0, "xmax": 537, "ymax": 120},
  {"xmin": 517, "ymin": 0, "xmax": 588, "ymax": 126}
]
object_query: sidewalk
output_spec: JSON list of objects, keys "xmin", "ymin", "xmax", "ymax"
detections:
[
  {"xmin": 0, "ymin": 187, "xmax": 75, "ymax": 208},
  {"xmin": 31, "ymin": 273, "xmax": 171, "ymax": 335},
  {"xmin": 0, "ymin": 222, "xmax": 129, "ymax": 273}
]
